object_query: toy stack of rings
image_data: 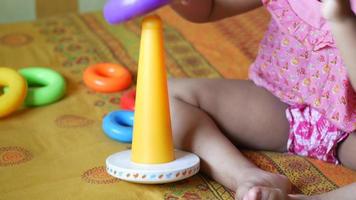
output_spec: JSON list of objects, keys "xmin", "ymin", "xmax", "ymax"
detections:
[
  {"xmin": 83, "ymin": 63, "xmax": 132, "ymax": 93},
  {"xmin": 0, "ymin": 67, "xmax": 66, "ymax": 118},
  {"xmin": 105, "ymin": 15, "xmax": 200, "ymax": 184}
]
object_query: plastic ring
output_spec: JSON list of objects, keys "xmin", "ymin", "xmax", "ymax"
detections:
[
  {"xmin": 102, "ymin": 110, "xmax": 134, "ymax": 143},
  {"xmin": 0, "ymin": 67, "xmax": 27, "ymax": 117},
  {"xmin": 104, "ymin": 0, "xmax": 169, "ymax": 24},
  {"xmin": 83, "ymin": 63, "xmax": 132, "ymax": 93},
  {"xmin": 19, "ymin": 67, "xmax": 66, "ymax": 107},
  {"xmin": 120, "ymin": 89, "xmax": 135, "ymax": 111}
]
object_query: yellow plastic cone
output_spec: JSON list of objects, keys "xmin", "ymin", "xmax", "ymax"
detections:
[{"xmin": 131, "ymin": 15, "xmax": 175, "ymax": 164}]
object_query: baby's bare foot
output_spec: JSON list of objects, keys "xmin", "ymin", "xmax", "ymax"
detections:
[
  {"xmin": 241, "ymin": 186, "xmax": 288, "ymax": 200},
  {"xmin": 235, "ymin": 169, "xmax": 291, "ymax": 200}
]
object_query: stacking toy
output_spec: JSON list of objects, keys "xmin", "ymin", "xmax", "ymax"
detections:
[
  {"xmin": 19, "ymin": 67, "xmax": 66, "ymax": 107},
  {"xmin": 120, "ymin": 89, "xmax": 136, "ymax": 111},
  {"xmin": 105, "ymin": 15, "xmax": 200, "ymax": 184},
  {"xmin": 104, "ymin": 0, "xmax": 169, "ymax": 24},
  {"xmin": 103, "ymin": 110, "xmax": 134, "ymax": 143},
  {"xmin": 0, "ymin": 68, "xmax": 27, "ymax": 118},
  {"xmin": 83, "ymin": 63, "xmax": 132, "ymax": 93}
]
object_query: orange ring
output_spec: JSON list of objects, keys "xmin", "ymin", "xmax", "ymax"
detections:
[{"xmin": 83, "ymin": 63, "xmax": 132, "ymax": 93}]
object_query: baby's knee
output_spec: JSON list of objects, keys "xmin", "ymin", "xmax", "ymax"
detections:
[
  {"xmin": 168, "ymin": 79, "xmax": 202, "ymax": 146},
  {"xmin": 168, "ymin": 78, "xmax": 180, "ymax": 97},
  {"xmin": 168, "ymin": 78, "xmax": 198, "ymax": 106}
]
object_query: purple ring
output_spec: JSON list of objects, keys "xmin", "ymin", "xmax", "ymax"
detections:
[{"xmin": 104, "ymin": 0, "xmax": 169, "ymax": 24}]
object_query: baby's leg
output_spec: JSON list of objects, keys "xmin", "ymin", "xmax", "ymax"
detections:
[
  {"xmin": 286, "ymin": 133, "xmax": 356, "ymax": 200},
  {"xmin": 169, "ymin": 79, "xmax": 291, "ymax": 200},
  {"xmin": 338, "ymin": 132, "xmax": 356, "ymax": 170},
  {"xmin": 289, "ymin": 183, "xmax": 356, "ymax": 200}
]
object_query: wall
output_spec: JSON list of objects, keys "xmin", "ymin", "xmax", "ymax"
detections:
[{"xmin": 0, "ymin": 0, "xmax": 106, "ymax": 24}]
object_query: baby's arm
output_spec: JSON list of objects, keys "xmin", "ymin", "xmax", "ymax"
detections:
[
  {"xmin": 322, "ymin": 0, "xmax": 356, "ymax": 90},
  {"xmin": 171, "ymin": 0, "xmax": 262, "ymax": 23}
]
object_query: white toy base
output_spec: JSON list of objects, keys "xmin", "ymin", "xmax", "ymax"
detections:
[{"xmin": 106, "ymin": 149, "xmax": 200, "ymax": 184}]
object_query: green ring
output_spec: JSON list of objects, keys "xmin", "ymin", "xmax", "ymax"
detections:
[{"xmin": 19, "ymin": 67, "xmax": 66, "ymax": 107}]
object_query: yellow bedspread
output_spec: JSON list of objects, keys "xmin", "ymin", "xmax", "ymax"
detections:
[{"xmin": 1, "ymin": 7, "xmax": 355, "ymax": 200}]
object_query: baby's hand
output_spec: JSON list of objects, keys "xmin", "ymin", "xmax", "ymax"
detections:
[
  {"xmin": 172, "ymin": 0, "xmax": 190, "ymax": 5},
  {"xmin": 322, "ymin": 0, "xmax": 355, "ymax": 22}
]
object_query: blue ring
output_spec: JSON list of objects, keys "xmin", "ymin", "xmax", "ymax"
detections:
[{"xmin": 102, "ymin": 110, "xmax": 134, "ymax": 143}]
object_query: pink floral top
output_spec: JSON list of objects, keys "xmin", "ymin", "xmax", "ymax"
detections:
[{"xmin": 250, "ymin": 0, "xmax": 356, "ymax": 132}]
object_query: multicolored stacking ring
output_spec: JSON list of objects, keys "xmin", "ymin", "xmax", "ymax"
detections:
[
  {"xmin": 102, "ymin": 110, "xmax": 134, "ymax": 143},
  {"xmin": 120, "ymin": 89, "xmax": 135, "ymax": 111},
  {"xmin": 19, "ymin": 67, "xmax": 66, "ymax": 106},
  {"xmin": 83, "ymin": 63, "xmax": 132, "ymax": 93},
  {"xmin": 0, "ymin": 67, "xmax": 27, "ymax": 117},
  {"xmin": 104, "ymin": 0, "xmax": 169, "ymax": 24}
]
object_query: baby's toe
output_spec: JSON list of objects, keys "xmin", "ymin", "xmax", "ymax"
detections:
[{"xmin": 243, "ymin": 186, "xmax": 286, "ymax": 200}]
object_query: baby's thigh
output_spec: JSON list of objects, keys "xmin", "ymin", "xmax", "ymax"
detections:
[
  {"xmin": 338, "ymin": 132, "xmax": 356, "ymax": 170},
  {"xmin": 169, "ymin": 78, "xmax": 290, "ymax": 152}
]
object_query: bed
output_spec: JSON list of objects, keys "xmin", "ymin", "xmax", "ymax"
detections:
[{"xmin": 1, "ymin": 7, "xmax": 355, "ymax": 200}]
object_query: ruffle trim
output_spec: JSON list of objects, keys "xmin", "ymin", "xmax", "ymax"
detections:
[{"xmin": 263, "ymin": 0, "xmax": 336, "ymax": 51}]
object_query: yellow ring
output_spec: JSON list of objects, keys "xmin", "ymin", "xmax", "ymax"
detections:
[{"xmin": 0, "ymin": 67, "xmax": 27, "ymax": 118}]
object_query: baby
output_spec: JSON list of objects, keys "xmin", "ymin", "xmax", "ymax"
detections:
[{"xmin": 167, "ymin": 0, "xmax": 356, "ymax": 199}]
